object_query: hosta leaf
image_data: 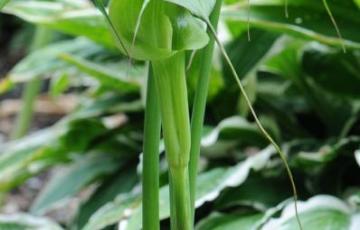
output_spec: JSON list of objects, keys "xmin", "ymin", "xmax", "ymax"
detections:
[
  {"xmin": 0, "ymin": 0, "xmax": 10, "ymax": 10},
  {"xmin": 84, "ymin": 146, "xmax": 275, "ymax": 229},
  {"xmin": 59, "ymin": 53, "xmax": 143, "ymax": 93},
  {"xmin": 0, "ymin": 127, "xmax": 66, "ymax": 191},
  {"xmin": 74, "ymin": 166, "xmax": 138, "ymax": 229},
  {"xmin": 0, "ymin": 118, "xmax": 107, "ymax": 191},
  {"xmin": 30, "ymin": 153, "xmax": 120, "ymax": 215},
  {"xmin": 196, "ymin": 212, "xmax": 264, "ymax": 230},
  {"xmin": 262, "ymin": 195, "xmax": 359, "ymax": 230},
  {"xmin": 215, "ymin": 175, "xmax": 291, "ymax": 210},
  {"xmin": 6, "ymin": 38, "xmax": 103, "ymax": 83},
  {"xmin": 222, "ymin": 0, "xmax": 360, "ymax": 49},
  {"xmin": 0, "ymin": 214, "xmax": 63, "ymax": 230},
  {"xmin": 201, "ymin": 116, "xmax": 279, "ymax": 158},
  {"xmin": 201, "ymin": 116, "xmax": 266, "ymax": 147},
  {"xmin": 2, "ymin": 1, "xmax": 115, "ymax": 48},
  {"xmin": 165, "ymin": 0, "xmax": 216, "ymax": 19},
  {"xmin": 302, "ymin": 47, "xmax": 360, "ymax": 98}
]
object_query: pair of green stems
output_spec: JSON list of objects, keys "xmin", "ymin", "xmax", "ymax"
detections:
[{"xmin": 142, "ymin": 1, "xmax": 222, "ymax": 229}]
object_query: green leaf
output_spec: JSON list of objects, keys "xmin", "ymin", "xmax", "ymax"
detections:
[
  {"xmin": 7, "ymin": 38, "xmax": 103, "ymax": 83},
  {"xmin": 0, "ymin": 118, "xmax": 108, "ymax": 191},
  {"xmin": 74, "ymin": 166, "xmax": 138, "ymax": 229},
  {"xmin": 165, "ymin": 0, "xmax": 216, "ymax": 19},
  {"xmin": 201, "ymin": 116, "xmax": 278, "ymax": 158},
  {"xmin": 222, "ymin": 0, "xmax": 360, "ymax": 49},
  {"xmin": 3, "ymin": 1, "xmax": 115, "ymax": 48},
  {"xmin": 264, "ymin": 40, "xmax": 356, "ymax": 136},
  {"xmin": 30, "ymin": 153, "xmax": 120, "ymax": 215},
  {"xmin": 0, "ymin": 214, "xmax": 63, "ymax": 230},
  {"xmin": 83, "ymin": 146, "xmax": 275, "ymax": 229},
  {"xmin": 215, "ymin": 175, "xmax": 292, "ymax": 210},
  {"xmin": 0, "ymin": 0, "xmax": 10, "ymax": 10},
  {"xmin": 291, "ymin": 137, "xmax": 360, "ymax": 172},
  {"xmin": 262, "ymin": 195, "xmax": 359, "ymax": 230},
  {"xmin": 59, "ymin": 53, "xmax": 142, "ymax": 93},
  {"xmin": 196, "ymin": 212, "xmax": 263, "ymax": 230},
  {"xmin": 50, "ymin": 72, "xmax": 70, "ymax": 97},
  {"xmin": 302, "ymin": 47, "xmax": 360, "ymax": 98},
  {"xmin": 0, "ymin": 127, "xmax": 66, "ymax": 191}
]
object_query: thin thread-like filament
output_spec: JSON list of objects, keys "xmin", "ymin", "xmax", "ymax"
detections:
[
  {"xmin": 207, "ymin": 21, "xmax": 303, "ymax": 230},
  {"xmin": 322, "ymin": 0, "xmax": 346, "ymax": 52}
]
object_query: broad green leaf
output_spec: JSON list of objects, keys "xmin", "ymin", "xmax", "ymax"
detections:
[
  {"xmin": 201, "ymin": 116, "xmax": 266, "ymax": 147},
  {"xmin": 0, "ymin": 214, "xmax": 63, "ymax": 230},
  {"xmin": 30, "ymin": 153, "xmax": 120, "ymax": 215},
  {"xmin": 0, "ymin": 127, "xmax": 66, "ymax": 191},
  {"xmin": 262, "ymin": 195, "xmax": 359, "ymax": 230},
  {"xmin": 196, "ymin": 212, "xmax": 263, "ymax": 230},
  {"xmin": 224, "ymin": 30, "xmax": 278, "ymax": 84},
  {"xmin": 83, "ymin": 146, "xmax": 275, "ymax": 229},
  {"xmin": 211, "ymin": 30, "xmax": 278, "ymax": 118},
  {"xmin": 3, "ymin": 1, "xmax": 115, "ymax": 48},
  {"xmin": 215, "ymin": 175, "xmax": 291, "ymax": 210},
  {"xmin": 165, "ymin": 0, "xmax": 216, "ymax": 19},
  {"xmin": 264, "ymin": 40, "xmax": 356, "ymax": 136},
  {"xmin": 70, "ymin": 95, "xmax": 143, "ymax": 120},
  {"xmin": 201, "ymin": 116, "xmax": 279, "ymax": 158},
  {"xmin": 222, "ymin": 0, "xmax": 360, "ymax": 49},
  {"xmin": 0, "ymin": 0, "xmax": 10, "ymax": 10},
  {"xmin": 0, "ymin": 118, "xmax": 107, "ymax": 191},
  {"xmin": 59, "ymin": 53, "xmax": 143, "ymax": 92},
  {"xmin": 302, "ymin": 47, "xmax": 360, "ymax": 98},
  {"xmin": 292, "ymin": 137, "xmax": 360, "ymax": 170},
  {"xmin": 6, "ymin": 38, "xmax": 103, "ymax": 83},
  {"xmin": 356, "ymin": 0, "xmax": 360, "ymax": 8},
  {"xmin": 74, "ymin": 166, "xmax": 138, "ymax": 229}
]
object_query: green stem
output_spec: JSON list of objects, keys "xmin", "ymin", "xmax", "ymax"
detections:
[
  {"xmin": 152, "ymin": 52, "xmax": 191, "ymax": 229},
  {"xmin": 142, "ymin": 66, "xmax": 161, "ymax": 230},
  {"xmin": 169, "ymin": 167, "xmax": 191, "ymax": 230},
  {"xmin": 11, "ymin": 27, "xmax": 52, "ymax": 139},
  {"xmin": 188, "ymin": 0, "xmax": 222, "ymax": 220}
]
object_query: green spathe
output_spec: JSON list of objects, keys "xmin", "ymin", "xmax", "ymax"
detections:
[{"xmin": 109, "ymin": 0, "xmax": 209, "ymax": 60}]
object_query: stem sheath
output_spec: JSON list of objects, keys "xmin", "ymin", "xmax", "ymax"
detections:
[
  {"xmin": 152, "ymin": 52, "xmax": 191, "ymax": 229},
  {"xmin": 169, "ymin": 167, "xmax": 191, "ymax": 230}
]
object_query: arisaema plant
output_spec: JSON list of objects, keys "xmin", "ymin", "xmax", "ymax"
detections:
[
  {"xmin": 91, "ymin": 0, "xmax": 303, "ymax": 229},
  {"xmin": 90, "ymin": 0, "xmax": 348, "ymax": 229}
]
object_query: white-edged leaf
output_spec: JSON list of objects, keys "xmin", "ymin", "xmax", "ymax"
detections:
[
  {"xmin": 196, "ymin": 212, "xmax": 264, "ymax": 230},
  {"xmin": 31, "ymin": 153, "xmax": 120, "ymax": 215},
  {"xmin": 0, "ymin": 0, "xmax": 10, "ymax": 10},
  {"xmin": 84, "ymin": 146, "xmax": 275, "ymax": 230},
  {"xmin": 0, "ymin": 213, "xmax": 63, "ymax": 230},
  {"xmin": 262, "ymin": 195, "xmax": 360, "ymax": 230},
  {"xmin": 3, "ymin": 1, "xmax": 115, "ymax": 47},
  {"xmin": 7, "ymin": 38, "xmax": 103, "ymax": 82},
  {"xmin": 355, "ymin": 149, "xmax": 360, "ymax": 166}
]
